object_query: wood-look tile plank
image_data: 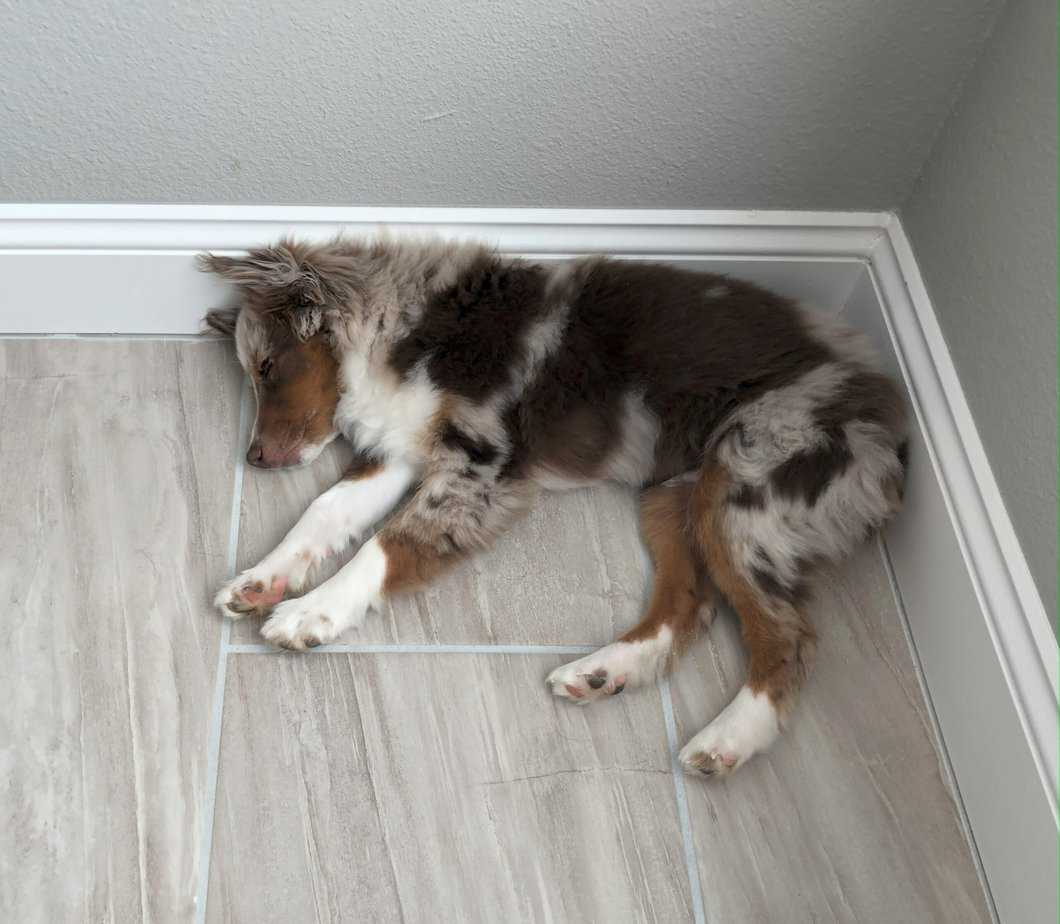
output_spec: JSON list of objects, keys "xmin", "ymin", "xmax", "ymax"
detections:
[
  {"xmin": 233, "ymin": 462, "xmax": 651, "ymax": 646},
  {"xmin": 208, "ymin": 653, "xmax": 692, "ymax": 923},
  {"xmin": 671, "ymin": 540, "xmax": 991, "ymax": 923},
  {"xmin": 0, "ymin": 340, "xmax": 242, "ymax": 923}
]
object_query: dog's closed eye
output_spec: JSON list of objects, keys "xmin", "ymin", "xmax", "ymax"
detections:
[{"xmin": 259, "ymin": 357, "xmax": 274, "ymax": 380}]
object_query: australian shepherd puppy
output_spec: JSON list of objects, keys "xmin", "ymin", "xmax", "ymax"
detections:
[{"xmin": 201, "ymin": 237, "xmax": 907, "ymax": 777}]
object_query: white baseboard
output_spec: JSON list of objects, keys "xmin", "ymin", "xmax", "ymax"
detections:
[
  {"xmin": 0, "ymin": 205, "xmax": 879, "ymax": 333},
  {"xmin": 0, "ymin": 205, "xmax": 1054, "ymax": 921},
  {"xmin": 856, "ymin": 217, "xmax": 1058, "ymax": 923}
]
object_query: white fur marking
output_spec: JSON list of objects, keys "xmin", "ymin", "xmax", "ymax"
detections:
[
  {"xmin": 215, "ymin": 462, "xmax": 415, "ymax": 617},
  {"xmin": 600, "ymin": 390, "xmax": 660, "ymax": 486},
  {"xmin": 547, "ymin": 626, "xmax": 674, "ymax": 703},
  {"xmin": 679, "ymin": 686, "xmax": 780, "ymax": 776},
  {"xmin": 335, "ymin": 355, "xmax": 440, "ymax": 462},
  {"xmin": 261, "ymin": 536, "xmax": 389, "ymax": 649}
]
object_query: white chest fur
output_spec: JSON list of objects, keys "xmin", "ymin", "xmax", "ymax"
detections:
[{"xmin": 334, "ymin": 354, "xmax": 440, "ymax": 463}]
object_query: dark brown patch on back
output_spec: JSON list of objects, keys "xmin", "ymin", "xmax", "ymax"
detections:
[
  {"xmin": 570, "ymin": 261, "xmax": 832, "ymax": 395},
  {"xmin": 649, "ymin": 391, "xmax": 734, "ymax": 483},
  {"xmin": 388, "ymin": 255, "xmax": 550, "ymax": 402},
  {"xmin": 814, "ymin": 369, "xmax": 907, "ymax": 437},
  {"xmin": 771, "ymin": 436, "xmax": 853, "ymax": 506},
  {"xmin": 502, "ymin": 260, "xmax": 832, "ymax": 485},
  {"xmin": 506, "ymin": 401, "xmax": 622, "ymax": 483}
]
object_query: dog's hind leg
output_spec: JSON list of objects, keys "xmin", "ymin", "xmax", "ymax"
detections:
[
  {"xmin": 547, "ymin": 478, "xmax": 718, "ymax": 703},
  {"xmin": 214, "ymin": 455, "xmax": 416, "ymax": 619},
  {"xmin": 678, "ymin": 461, "xmax": 817, "ymax": 778}
]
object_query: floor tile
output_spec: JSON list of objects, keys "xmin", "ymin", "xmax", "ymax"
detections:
[
  {"xmin": 232, "ymin": 454, "xmax": 651, "ymax": 646},
  {"xmin": 0, "ymin": 340, "xmax": 242, "ymax": 922},
  {"xmin": 670, "ymin": 540, "xmax": 991, "ymax": 923},
  {"xmin": 207, "ymin": 653, "xmax": 693, "ymax": 923}
]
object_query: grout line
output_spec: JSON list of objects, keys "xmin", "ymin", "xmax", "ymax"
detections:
[
  {"xmin": 875, "ymin": 534, "xmax": 1000, "ymax": 924},
  {"xmin": 194, "ymin": 383, "xmax": 252, "ymax": 924},
  {"xmin": 659, "ymin": 677, "xmax": 707, "ymax": 924},
  {"xmin": 225, "ymin": 642, "xmax": 598, "ymax": 655}
]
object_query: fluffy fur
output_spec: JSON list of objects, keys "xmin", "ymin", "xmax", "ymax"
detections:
[{"xmin": 203, "ymin": 236, "xmax": 908, "ymax": 777}]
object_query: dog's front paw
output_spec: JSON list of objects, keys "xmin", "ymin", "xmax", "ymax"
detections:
[
  {"xmin": 214, "ymin": 571, "xmax": 290, "ymax": 619},
  {"xmin": 260, "ymin": 594, "xmax": 362, "ymax": 651}
]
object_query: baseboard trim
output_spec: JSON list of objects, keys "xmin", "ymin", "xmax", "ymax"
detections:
[
  {"xmin": 856, "ymin": 215, "xmax": 1057, "ymax": 922},
  {"xmin": 1, "ymin": 205, "xmax": 1054, "ymax": 920},
  {"xmin": 0, "ymin": 205, "xmax": 885, "ymax": 335},
  {"xmin": 0, "ymin": 203, "xmax": 889, "ymax": 252},
  {"xmin": 875, "ymin": 216, "xmax": 1057, "ymax": 807}
]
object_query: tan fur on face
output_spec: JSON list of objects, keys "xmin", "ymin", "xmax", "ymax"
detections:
[{"xmin": 248, "ymin": 322, "xmax": 340, "ymax": 465}]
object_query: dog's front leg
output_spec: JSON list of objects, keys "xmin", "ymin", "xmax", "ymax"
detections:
[
  {"xmin": 215, "ymin": 455, "xmax": 417, "ymax": 619},
  {"xmin": 260, "ymin": 468, "xmax": 535, "ymax": 649}
]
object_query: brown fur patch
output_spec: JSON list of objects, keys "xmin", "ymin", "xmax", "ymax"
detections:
[
  {"xmin": 500, "ymin": 260, "xmax": 832, "ymax": 485},
  {"xmin": 814, "ymin": 368, "xmax": 907, "ymax": 436},
  {"xmin": 770, "ymin": 436, "xmax": 853, "ymax": 506},
  {"xmin": 344, "ymin": 454, "xmax": 385, "ymax": 481},
  {"xmin": 378, "ymin": 533, "xmax": 456, "ymax": 594},
  {"xmin": 247, "ymin": 325, "xmax": 340, "ymax": 466},
  {"xmin": 388, "ymin": 255, "xmax": 550, "ymax": 402},
  {"xmin": 622, "ymin": 482, "xmax": 711, "ymax": 650}
]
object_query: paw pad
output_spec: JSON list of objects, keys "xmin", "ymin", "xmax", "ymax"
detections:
[{"xmin": 681, "ymin": 750, "xmax": 738, "ymax": 778}]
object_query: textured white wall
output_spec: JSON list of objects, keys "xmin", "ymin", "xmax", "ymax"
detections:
[
  {"xmin": 902, "ymin": 0, "xmax": 1058, "ymax": 622},
  {"xmin": 0, "ymin": 0, "xmax": 999, "ymax": 208}
]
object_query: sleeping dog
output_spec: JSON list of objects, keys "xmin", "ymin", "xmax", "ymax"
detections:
[{"xmin": 201, "ymin": 237, "xmax": 907, "ymax": 777}]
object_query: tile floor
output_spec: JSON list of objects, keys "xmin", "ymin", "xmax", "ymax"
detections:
[{"xmin": 2, "ymin": 339, "xmax": 993, "ymax": 923}]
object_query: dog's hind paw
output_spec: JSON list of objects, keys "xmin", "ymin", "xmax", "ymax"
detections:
[
  {"xmin": 678, "ymin": 686, "xmax": 779, "ymax": 779},
  {"xmin": 545, "ymin": 635, "xmax": 673, "ymax": 705}
]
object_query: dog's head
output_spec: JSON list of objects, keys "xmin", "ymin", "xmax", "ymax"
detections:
[{"xmin": 200, "ymin": 240, "xmax": 355, "ymax": 469}]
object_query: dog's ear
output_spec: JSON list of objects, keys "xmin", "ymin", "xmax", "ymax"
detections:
[
  {"xmin": 197, "ymin": 245, "xmax": 307, "ymax": 293},
  {"xmin": 198, "ymin": 241, "xmax": 354, "ymax": 340},
  {"xmin": 203, "ymin": 305, "xmax": 239, "ymax": 338}
]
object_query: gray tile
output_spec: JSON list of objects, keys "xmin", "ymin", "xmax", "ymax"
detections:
[
  {"xmin": 232, "ymin": 462, "xmax": 651, "ymax": 645},
  {"xmin": 208, "ymin": 653, "xmax": 693, "ymax": 923},
  {"xmin": 670, "ymin": 540, "xmax": 991, "ymax": 923},
  {"xmin": 0, "ymin": 340, "xmax": 242, "ymax": 923}
]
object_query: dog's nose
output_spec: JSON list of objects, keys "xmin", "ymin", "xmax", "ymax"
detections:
[{"xmin": 246, "ymin": 440, "xmax": 266, "ymax": 467}]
